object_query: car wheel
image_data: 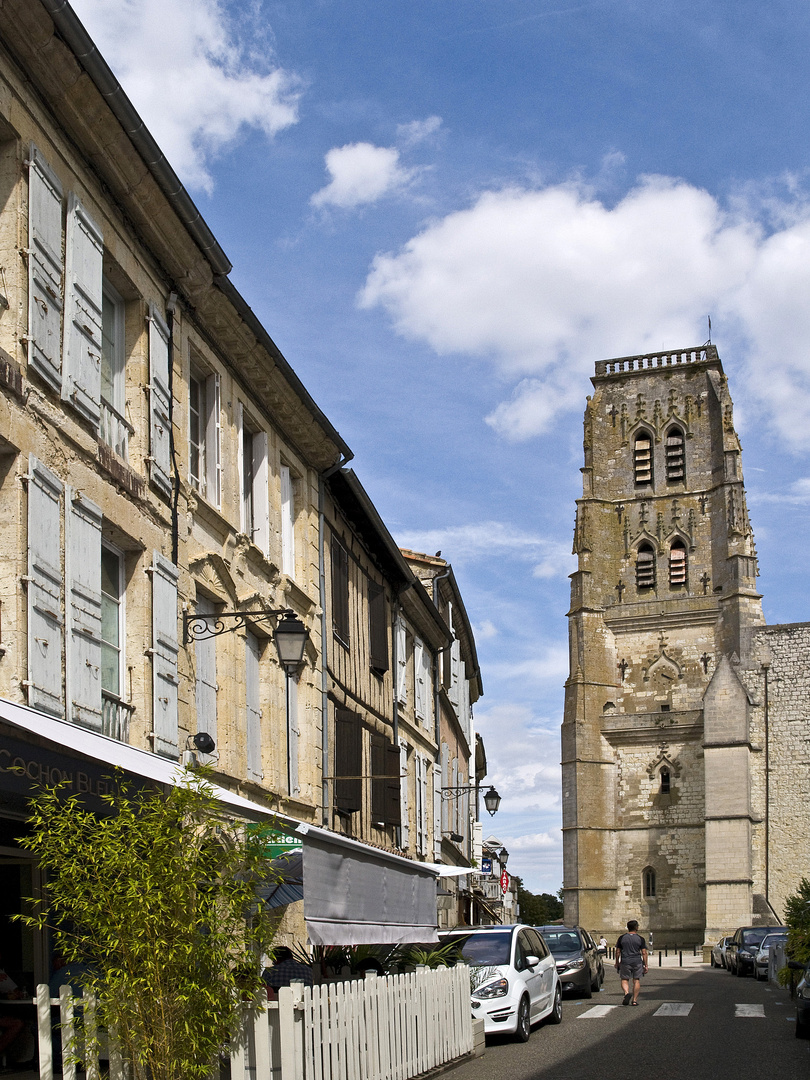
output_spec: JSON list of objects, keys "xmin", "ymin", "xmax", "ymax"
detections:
[
  {"xmin": 581, "ymin": 978, "xmax": 593, "ymax": 999},
  {"xmin": 590, "ymin": 969, "xmax": 601, "ymax": 992},
  {"xmin": 514, "ymin": 996, "xmax": 531, "ymax": 1042},
  {"xmin": 796, "ymin": 1013, "xmax": 810, "ymax": 1040},
  {"xmin": 736, "ymin": 959, "xmax": 747, "ymax": 977},
  {"xmin": 711, "ymin": 955, "xmax": 717, "ymax": 968},
  {"xmin": 547, "ymin": 985, "xmax": 563, "ymax": 1025}
]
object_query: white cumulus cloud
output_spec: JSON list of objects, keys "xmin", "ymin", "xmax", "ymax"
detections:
[
  {"xmin": 71, "ymin": 0, "xmax": 300, "ymax": 193},
  {"xmin": 311, "ymin": 143, "xmax": 415, "ymax": 210},
  {"xmin": 359, "ymin": 174, "xmax": 810, "ymax": 447},
  {"xmin": 397, "ymin": 521, "xmax": 573, "ymax": 579}
]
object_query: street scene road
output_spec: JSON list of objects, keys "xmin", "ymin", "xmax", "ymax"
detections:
[{"xmin": 453, "ymin": 963, "xmax": 808, "ymax": 1080}]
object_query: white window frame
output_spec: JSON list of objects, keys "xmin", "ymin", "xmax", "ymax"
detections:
[
  {"xmin": 280, "ymin": 464, "xmax": 296, "ymax": 579},
  {"xmin": 237, "ymin": 403, "xmax": 269, "ymax": 555},
  {"xmin": 246, "ymin": 631, "xmax": 262, "ymax": 783},
  {"xmin": 189, "ymin": 365, "xmax": 221, "ymax": 507},
  {"xmin": 100, "ymin": 278, "xmax": 129, "ymax": 458},
  {"xmin": 100, "ymin": 540, "xmax": 125, "ymax": 700}
]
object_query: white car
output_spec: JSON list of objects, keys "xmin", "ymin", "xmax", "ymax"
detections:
[{"xmin": 441, "ymin": 925, "xmax": 562, "ymax": 1041}]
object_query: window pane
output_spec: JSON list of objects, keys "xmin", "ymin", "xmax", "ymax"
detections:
[{"xmin": 101, "ymin": 290, "xmax": 116, "ymax": 403}]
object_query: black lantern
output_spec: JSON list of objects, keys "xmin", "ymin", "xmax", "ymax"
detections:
[
  {"xmin": 273, "ymin": 610, "xmax": 309, "ymax": 674},
  {"xmin": 499, "ymin": 847, "xmax": 509, "ymax": 867},
  {"xmin": 483, "ymin": 786, "xmax": 501, "ymax": 816}
]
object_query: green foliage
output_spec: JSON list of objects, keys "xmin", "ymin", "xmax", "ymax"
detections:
[
  {"xmin": 513, "ymin": 877, "xmax": 564, "ymax": 925},
  {"xmin": 784, "ymin": 876, "xmax": 810, "ymax": 966},
  {"xmin": 17, "ymin": 770, "xmax": 277, "ymax": 1080},
  {"xmin": 396, "ymin": 941, "xmax": 464, "ymax": 969}
]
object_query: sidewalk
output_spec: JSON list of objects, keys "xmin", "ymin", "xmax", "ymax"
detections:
[{"xmin": 605, "ymin": 950, "xmax": 706, "ymax": 969}]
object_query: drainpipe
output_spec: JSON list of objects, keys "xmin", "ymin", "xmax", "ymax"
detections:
[
  {"xmin": 392, "ymin": 599, "xmax": 401, "ymax": 848},
  {"xmin": 432, "ymin": 566, "xmax": 452, "ymax": 748},
  {"xmin": 762, "ymin": 661, "xmax": 770, "ymax": 905},
  {"xmin": 165, "ymin": 292, "xmax": 180, "ymax": 565},
  {"xmin": 318, "ymin": 457, "xmax": 353, "ymax": 826}
]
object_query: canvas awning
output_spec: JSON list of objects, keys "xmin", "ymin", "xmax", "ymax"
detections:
[{"xmin": 0, "ymin": 697, "xmax": 440, "ymax": 945}]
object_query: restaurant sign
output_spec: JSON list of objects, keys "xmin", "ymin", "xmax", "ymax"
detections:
[{"xmin": 248, "ymin": 823, "xmax": 303, "ymax": 860}]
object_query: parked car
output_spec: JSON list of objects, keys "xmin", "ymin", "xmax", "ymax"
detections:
[
  {"xmin": 726, "ymin": 926, "xmax": 788, "ymax": 977},
  {"xmin": 535, "ymin": 925, "xmax": 604, "ymax": 998},
  {"xmin": 788, "ymin": 961, "xmax": 810, "ymax": 1038},
  {"xmin": 710, "ymin": 936, "xmax": 733, "ymax": 969},
  {"xmin": 440, "ymin": 925, "xmax": 562, "ymax": 1041},
  {"xmin": 753, "ymin": 932, "xmax": 788, "ymax": 980}
]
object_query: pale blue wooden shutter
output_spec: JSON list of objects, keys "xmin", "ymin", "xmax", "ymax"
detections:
[
  {"xmin": 394, "ymin": 618, "xmax": 407, "ymax": 703},
  {"xmin": 433, "ymin": 761, "xmax": 442, "ymax": 859},
  {"xmin": 413, "ymin": 636, "xmax": 425, "ymax": 722},
  {"xmin": 399, "ymin": 739, "xmax": 410, "ymax": 848},
  {"xmin": 26, "ymin": 455, "xmax": 64, "ymax": 716},
  {"xmin": 62, "ymin": 194, "xmax": 103, "ymax": 426},
  {"xmin": 246, "ymin": 632, "xmax": 262, "ymax": 782},
  {"xmin": 280, "ymin": 465, "xmax": 295, "ymax": 577},
  {"xmin": 252, "ymin": 430, "xmax": 270, "ymax": 556},
  {"xmin": 148, "ymin": 305, "xmax": 172, "ymax": 497},
  {"xmin": 151, "ymin": 552, "xmax": 179, "ymax": 757},
  {"xmin": 204, "ymin": 372, "xmax": 221, "ymax": 508},
  {"xmin": 27, "ymin": 147, "xmax": 63, "ymax": 391},
  {"xmin": 441, "ymin": 743, "xmax": 449, "ymax": 834},
  {"xmin": 65, "ymin": 488, "xmax": 102, "ymax": 731},
  {"xmin": 194, "ymin": 596, "xmax": 217, "ymax": 751}
]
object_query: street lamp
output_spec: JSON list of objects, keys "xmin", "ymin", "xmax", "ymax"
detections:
[
  {"xmin": 183, "ymin": 606, "xmax": 310, "ymax": 674},
  {"xmin": 482, "ymin": 786, "xmax": 501, "ymax": 817},
  {"xmin": 499, "ymin": 847, "xmax": 509, "ymax": 867},
  {"xmin": 272, "ymin": 611, "xmax": 310, "ymax": 674}
]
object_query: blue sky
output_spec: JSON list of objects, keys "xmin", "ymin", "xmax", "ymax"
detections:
[{"xmin": 72, "ymin": 0, "xmax": 810, "ymax": 893}]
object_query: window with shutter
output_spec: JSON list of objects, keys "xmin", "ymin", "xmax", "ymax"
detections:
[
  {"xmin": 205, "ymin": 373, "xmax": 221, "ymax": 507},
  {"xmin": 414, "ymin": 636, "xmax": 426, "ymax": 722},
  {"xmin": 370, "ymin": 737, "xmax": 400, "ymax": 826},
  {"xmin": 287, "ymin": 672, "xmax": 300, "ymax": 796},
  {"xmin": 433, "ymin": 763, "xmax": 442, "ymax": 859},
  {"xmin": 669, "ymin": 540, "xmax": 687, "ymax": 587},
  {"xmin": 194, "ymin": 596, "xmax": 217, "ymax": 753},
  {"xmin": 394, "ymin": 618, "xmax": 407, "ymax": 703},
  {"xmin": 100, "ymin": 544, "xmax": 123, "ymax": 699},
  {"xmin": 246, "ymin": 631, "xmax": 262, "ymax": 782},
  {"xmin": 281, "ymin": 465, "xmax": 296, "ymax": 578},
  {"xmin": 634, "ymin": 430, "xmax": 653, "ymax": 486},
  {"xmin": 665, "ymin": 425, "xmax": 685, "ymax": 483},
  {"xmin": 100, "ymin": 279, "xmax": 128, "ymax": 459},
  {"xmin": 414, "ymin": 753, "xmax": 429, "ymax": 857},
  {"xmin": 334, "ymin": 707, "xmax": 362, "ymax": 812},
  {"xmin": 189, "ymin": 368, "xmax": 221, "ymax": 507},
  {"xmin": 27, "ymin": 147, "xmax": 64, "ymax": 392},
  {"xmin": 370, "ymin": 733, "xmax": 386, "ymax": 822},
  {"xmin": 368, "ymin": 578, "xmax": 388, "ymax": 674},
  {"xmin": 636, "ymin": 543, "xmax": 656, "ymax": 589},
  {"xmin": 152, "ymin": 552, "xmax": 179, "ymax": 758},
  {"xmin": 252, "ymin": 430, "xmax": 270, "ymax": 556},
  {"xmin": 63, "ymin": 193, "xmax": 103, "ymax": 426},
  {"xmin": 148, "ymin": 305, "xmax": 172, "ymax": 497},
  {"xmin": 331, "ymin": 538, "xmax": 350, "ymax": 645},
  {"xmin": 27, "ymin": 455, "xmax": 64, "ymax": 717},
  {"xmin": 441, "ymin": 743, "xmax": 449, "ymax": 834},
  {"xmin": 442, "ymin": 601, "xmax": 453, "ymax": 687},
  {"xmin": 66, "ymin": 490, "xmax": 103, "ymax": 732},
  {"xmin": 399, "ymin": 739, "xmax": 410, "ymax": 847},
  {"xmin": 449, "ymin": 637, "xmax": 460, "ymax": 708},
  {"xmin": 385, "ymin": 741, "xmax": 401, "ymax": 827}
]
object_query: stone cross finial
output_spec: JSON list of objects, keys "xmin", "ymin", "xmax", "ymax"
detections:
[
  {"xmin": 615, "ymin": 503, "xmax": 624, "ymax": 523},
  {"xmin": 618, "ymin": 658, "xmax": 628, "ymax": 681},
  {"xmin": 616, "ymin": 581, "xmax": 625, "ymax": 601},
  {"xmin": 701, "ymin": 572, "xmax": 710, "ymax": 594},
  {"xmin": 700, "ymin": 653, "xmax": 711, "ymax": 674},
  {"xmin": 609, "ymin": 404, "xmax": 619, "ymax": 426}
]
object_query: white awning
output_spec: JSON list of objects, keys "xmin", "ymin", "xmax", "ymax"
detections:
[{"xmin": 0, "ymin": 697, "xmax": 440, "ymax": 945}]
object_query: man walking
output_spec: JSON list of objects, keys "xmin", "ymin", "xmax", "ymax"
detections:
[{"xmin": 615, "ymin": 920, "xmax": 648, "ymax": 1005}]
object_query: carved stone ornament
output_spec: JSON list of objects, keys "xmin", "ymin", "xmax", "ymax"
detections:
[{"xmin": 646, "ymin": 745, "xmax": 682, "ymax": 780}]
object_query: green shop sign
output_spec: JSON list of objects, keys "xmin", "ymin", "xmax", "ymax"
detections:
[{"xmin": 248, "ymin": 823, "xmax": 303, "ymax": 860}]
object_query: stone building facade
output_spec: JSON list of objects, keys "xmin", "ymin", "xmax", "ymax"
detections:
[{"xmin": 562, "ymin": 344, "xmax": 810, "ymax": 946}]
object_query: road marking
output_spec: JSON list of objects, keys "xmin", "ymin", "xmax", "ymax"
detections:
[
  {"xmin": 735, "ymin": 1004, "xmax": 765, "ymax": 1017},
  {"xmin": 578, "ymin": 1005, "xmax": 618, "ymax": 1018},
  {"xmin": 654, "ymin": 1002, "xmax": 693, "ymax": 1017}
]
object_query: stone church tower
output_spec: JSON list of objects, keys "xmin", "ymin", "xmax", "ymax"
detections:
[{"xmin": 561, "ymin": 345, "xmax": 769, "ymax": 945}]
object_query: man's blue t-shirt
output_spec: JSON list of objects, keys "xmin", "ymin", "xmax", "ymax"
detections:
[{"xmin": 616, "ymin": 932, "xmax": 646, "ymax": 961}]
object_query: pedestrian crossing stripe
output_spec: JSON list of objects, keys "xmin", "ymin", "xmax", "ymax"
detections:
[
  {"xmin": 735, "ymin": 1004, "xmax": 765, "ymax": 1017},
  {"xmin": 578, "ymin": 1005, "xmax": 618, "ymax": 1018},
  {"xmin": 654, "ymin": 1002, "xmax": 693, "ymax": 1016}
]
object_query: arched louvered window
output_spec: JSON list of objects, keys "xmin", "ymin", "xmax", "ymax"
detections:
[
  {"xmin": 660, "ymin": 767, "xmax": 671, "ymax": 794},
  {"xmin": 643, "ymin": 867, "xmax": 657, "ymax": 898},
  {"xmin": 636, "ymin": 543, "xmax": 656, "ymax": 589},
  {"xmin": 665, "ymin": 425, "xmax": 685, "ymax": 483},
  {"xmin": 634, "ymin": 430, "xmax": 653, "ymax": 486},
  {"xmin": 669, "ymin": 540, "xmax": 687, "ymax": 587}
]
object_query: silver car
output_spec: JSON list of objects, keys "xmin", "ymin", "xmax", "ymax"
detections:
[
  {"xmin": 754, "ymin": 932, "xmax": 787, "ymax": 980},
  {"xmin": 711, "ymin": 936, "xmax": 732, "ymax": 969}
]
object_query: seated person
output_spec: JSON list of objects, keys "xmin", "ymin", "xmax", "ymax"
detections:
[{"xmin": 262, "ymin": 947, "xmax": 313, "ymax": 999}]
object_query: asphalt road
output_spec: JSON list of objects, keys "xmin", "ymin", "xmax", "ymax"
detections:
[{"xmin": 452, "ymin": 964, "xmax": 809, "ymax": 1080}]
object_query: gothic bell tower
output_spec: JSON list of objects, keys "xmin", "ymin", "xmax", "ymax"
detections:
[{"xmin": 561, "ymin": 345, "xmax": 763, "ymax": 944}]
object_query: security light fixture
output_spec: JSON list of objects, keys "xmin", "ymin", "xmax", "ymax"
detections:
[{"xmin": 189, "ymin": 731, "xmax": 216, "ymax": 755}]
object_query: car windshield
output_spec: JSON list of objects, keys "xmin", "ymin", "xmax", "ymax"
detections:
[
  {"xmin": 442, "ymin": 932, "xmax": 512, "ymax": 966},
  {"xmin": 540, "ymin": 931, "xmax": 582, "ymax": 955},
  {"xmin": 742, "ymin": 930, "xmax": 771, "ymax": 946},
  {"xmin": 759, "ymin": 935, "xmax": 786, "ymax": 950}
]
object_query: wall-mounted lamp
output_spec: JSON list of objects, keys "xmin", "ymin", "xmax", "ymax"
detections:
[
  {"xmin": 441, "ymin": 784, "xmax": 502, "ymax": 817},
  {"xmin": 183, "ymin": 606, "xmax": 309, "ymax": 674}
]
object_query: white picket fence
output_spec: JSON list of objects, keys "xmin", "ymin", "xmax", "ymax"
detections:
[{"xmin": 29, "ymin": 965, "xmax": 473, "ymax": 1080}]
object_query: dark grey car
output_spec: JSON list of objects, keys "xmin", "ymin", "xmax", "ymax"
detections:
[
  {"xmin": 726, "ymin": 925, "xmax": 788, "ymax": 976},
  {"xmin": 536, "ymin": 925, "xmax": 603, "ymax": 998}
]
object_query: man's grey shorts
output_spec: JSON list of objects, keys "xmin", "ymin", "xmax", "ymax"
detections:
[{"xmin": 620, "ymin": 961, "xmax": 644, "ymax": 979}]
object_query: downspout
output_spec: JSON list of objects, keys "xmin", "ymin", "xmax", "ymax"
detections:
[
  {"xmin": 392, "ymin": 599, "xmax": 401, "ymax": 848},
  {"xmin": 165, "ymin": 292, "xmax": 180, "ymax": 565},
  {"xmin": 318, "ymin": 456, "xmax": 353, "ymax": 826},
  {"xmin": 763, "ymin": 661, "xmax": 770, "ymax": 905},
  {"xmin": 432, "ymin": 566, "xmax": 452, "ymax": 748}
]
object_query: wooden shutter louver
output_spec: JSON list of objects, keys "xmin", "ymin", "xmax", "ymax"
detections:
[
  {"xmin": 66, "ymin": 488, "xmax": 103, "ymax": 731},
  {"xmin": 27, "ymin": 147, "xmax": 64, "ymax": 392},
  {"xmin": 666, "ymin": 426, "xmax": 685, "ymax": 482},
  {"xmin": 385, "ymin": 741, "xmax": 401, "ymax": 826},
  {"xmin": 669, "ymin": 542, "xmax": 687, "ymax": 587},
  {"xmin": 636, "ymin": 544, "xmax": 656, "ymax": 589},
  {"xmin": 26, "ymin": 455, "xmax": 64, "ymax": 717},
  {"xmin": 370, "ymin": 733, "xmax": 386, "ymax": 821},
  {"xmin": 287, "ymin": 672, "xmax": 300, "ymax": 796},
  {"xmin": 334, "ymin": 707, "xmax": 362, "ymax": 812},
  {"xmin": 331, "ymin": 538, "xmax": 350, "ymax": 644},
  {"xmin": 63, "ymin": 194, "xmax": 103, "ymax": 426},
  {"xmin": 152, "ymin": 552, "xmax": 179, "ymax": 757},
  {"xmin": 148, "ymin": 305, "xmax": 172, "ymax": 497},
  {"xmin": 246, "ymin": 632, "xmax": 262, "ymax": 783},
  {"xmin": 399, "ymin": 739, "xmax": 410, "ymax": 846},
  {"xmin": 634, "ymin": 431, "xmax": 653, "ymax": 485},
  {"xmin": 433, "ymin": 763, "xmax": 443, "ymax": 859},
  {"xmin": 204, "ymin": 372, "xmax": 221, "ymax": 508},
  {"xmin": 252, "ymin": 430, "xmax": 270, "ymax": 556},
  {"xmin": 281, "ymin": 465, "xmax": 295, "ymax": 578},
  {"xmin": 395, "ymin": 618, "xmax": 407, "ymax": 702},
  {"xmin": 368, "ymin": 579, "xmax": 388, "ymax": 673}
]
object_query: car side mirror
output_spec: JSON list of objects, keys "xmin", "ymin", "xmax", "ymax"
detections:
[{"xmin": 525, "ymin": 955, "xmax": 540, "ymax": 969}]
